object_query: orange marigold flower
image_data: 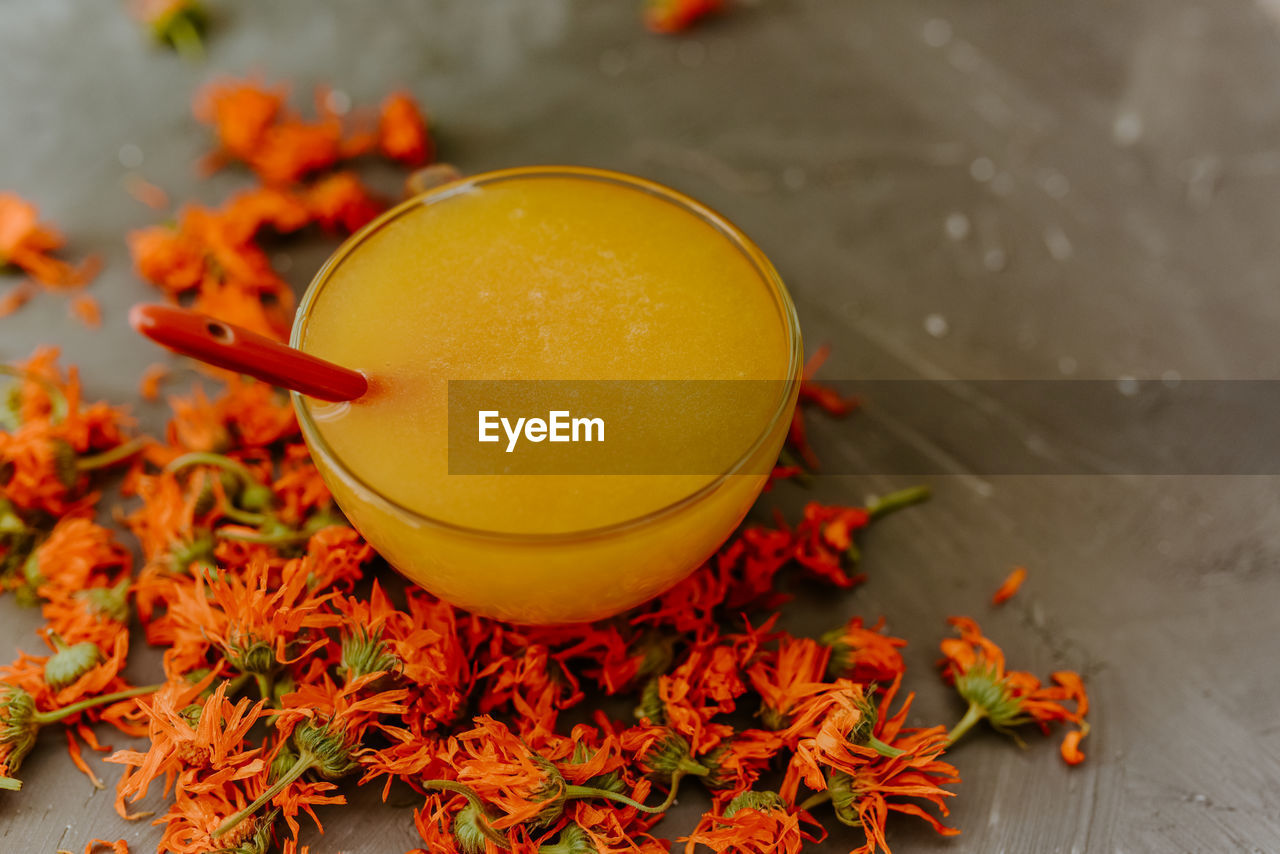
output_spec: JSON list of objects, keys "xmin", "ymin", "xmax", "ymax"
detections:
[
  {"xmin": 194, "ymin": 78, "xmax": 287, "ymax": 165},
  {"xmin": 31, "ymin": 517, "xmax": 129, "ymax": 593},
  {"xmin": 128, "ymin": 222, "xmax": 205, "ymax": 295},
  {"xmin": 0, "ymin": 193, "xmax": 97, "ymax": 288},
  {"xmin": 991, "ymin": 566, "xmax": 1027, "ymax": 605},
  {"xmin": 128, "ymin": 190, "xmax": 303, "ymax": 340},
  {"xmin": 159, "ymin": 554, "xmax": 341, "ymax": 679},
  {"xmin": 697, "ymin": 728, "xmax": 786, "ymax": 797},
  {"xmin": 107, "ymin": 678, "xmax": 265, "ymax": 815},
  {"xmin": 269, "ymin": 445, "xmax": 332, "ymax": 526},
  {"xmin": 218, "ymin": 186, "xmax": 312, "ymax": 242},
  {"xmin": 791, "ymin": 502, "xmax": 871, "ymax": 588},
  {"xmin": 305, "ymin": 171, "xmax": 383, "ymax": 233},
  {"xmin": 1, "ymin": 350, "xmax": 136, "ymax": 516},
  {"xmin": 681, "ymin": 790, "xmax": 822, "ymax": 854},
  {"xmin": 155, "ymin": 782, "xmax": 258, "ymax": 854},
  {"xmin": 164, "ymin": 385, "xmax": 230, "ymax": 452},
  {"xmin": 820, "ymin": 616, "xmax": 907, "ymax": 685},
  {"xmin": 378, "ymin": 92, "xmax": 434, "ymax": 167},
  {"xmin": 654, "ymin": 631, "xmax": 762, "ymax": 752},
  {"xmin": 83, "ymin": 839, "xmax": 129, "ymax": 854},
  {"xmin": 782, "ymin": 678, "xmax": 959, "ymax": 854},
  {"xmin": 334, "ymin": 583, "xmax": 468, "ymax": 726},
  {"xmin": 216, "ymin": 376, "xmax": 298, "ymax": 448},
  {"xmin": 445, "ymin": 715, "xmax": 569, "ymax": 829},
  {"xmin": 747, "ymin": 635, "xmax": 832, "ymax": 731},
  {"xmin": 248, "ymin": 117, "xmax": 345, "ymax": 185},
  {"xmin": 940, "ymin": 616, "xmax": 1090, "ymax": 763}
]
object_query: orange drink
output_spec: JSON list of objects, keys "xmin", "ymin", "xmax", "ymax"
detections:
[{"xmin": 292, "ymin": 166, "xmax": 800, "ymax": 623}]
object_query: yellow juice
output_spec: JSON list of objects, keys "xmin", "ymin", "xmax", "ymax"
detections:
[{"xmin": 293, "ymin": 167, "xmax": 800, "ymax": 623}]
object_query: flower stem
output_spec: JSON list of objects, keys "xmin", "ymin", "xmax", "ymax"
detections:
[
  {"xmin": 33, "ymin": 683, "xmax": 162, "ymax": 724},
  {"xmin": 167, "ymin": 452, "xmax": 256, "ymax": 483},
  {"xmin": 947, "ymin": 702, "xmax": 988, "ymax": 745},
  {"xmin": 223, "ymin": 672, "xmax": 252, "ymax": 697},
  {"xmin": 421, "ymin": 780, "xmax": 510, "ymax": 850},
  {"xmin": 76, "ymin": 437, "xmax": 148, "ymax": 471},
  {"xmin": 0, "ymin": 775, "xmax": 21, "ymax": 791},
  {"xmin": 867, "ymin": 485, "xmax": 931, "ymax": 521},
  {"xmin": 219, "ymin": 505, "xmax": 271, "ymax": 526},
  {"xmin": 866, "ymin": 734, "xmax": 905, "ymax": 758},
  {"xmin": 215, "ymin": 750, "xmax": 315, "ymax": 838},
  {"xmin": 798, "ymin": 790, "xmax": 832, "ymax": 811},
  {"xmin": 252, "ymin": 672, "xmax": 274, "ymax": 704},
  {"xmin": 678, "ymin": 757, "xmax": 711, "ymax": 777},
  {"xmin": 216, "ymin": 528, "xmax": 309, "ymax": 546},
  {"xmin": 565, "ymin": 768, "xmax": 690, "ymax": 814}
]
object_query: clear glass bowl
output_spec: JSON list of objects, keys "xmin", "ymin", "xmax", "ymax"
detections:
[{"xmin": 291, "ymin": 166, "xmax": 802, "ymax": 624}]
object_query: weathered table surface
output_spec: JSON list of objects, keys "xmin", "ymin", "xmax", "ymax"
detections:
[{"xmin": 4, "ymin": 1, "xmax": 1280, "ymax": 851}]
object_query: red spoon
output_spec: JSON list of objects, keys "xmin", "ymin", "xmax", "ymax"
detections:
[{"xmin": 129, "ymin": 304, "xmax": 369, "ymax": 402}]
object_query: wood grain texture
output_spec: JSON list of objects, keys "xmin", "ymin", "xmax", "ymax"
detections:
[{"xmin": 3, "ymin": 0, "xmax": 1280, "ymax": 851}]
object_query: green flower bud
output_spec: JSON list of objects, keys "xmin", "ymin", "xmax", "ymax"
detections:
[
  {"xmin": 49, "ymin": 438, "xmax": 79, "ymax": 488},
  {"xmin": 635, "ymin": 728, "xmax": 707, "ymax": 779},
  {"xmin": 75, "ymin": 577, "xmax": 131, "ymax": 623},
  {"xmin": 538, "ymin": 823, "xmax": 598, "ymax": 854},
  {"xmin": 955, "ymin": 664, "xmax": 1027, "ymax": 730},
  {"xmin": 179, "ymin": 703, "xmax": 204, "ymax": 729},
  {"xmin": 340, "ymin": 627, "xmax": 401, "ymax": 683},
  {"xmin": 826, "ymin": 771, "xmax": 861, "ymax": 828},
  {"xmin": 292, "ymin": 720, "xmax": 358, "ymax": 780},
  {"xmin": 227, "ymin": 638, "xmax": 275, "ymax": 678},
  {"xmin": 452, "ymin": 803, "xmax": 490, "ymax": 854},
  {"xmin": 633, "ymin": 676, "xmax": 665, "ymax": 724},
  {"xmin": 269, "ymin": 745, "xmax": 299, "ymax": 784},
  {"xmin": 168, "ymin": 535, "xmax": 215, "ymax": 574},
  {"xmin": 527, "ymin": 755, "xmax": 567, "ymax": 830},
  {"xmin": 635, "ymin": 632, "xmax": 676, "ymax": 680},
  {"xmin": 44, "ymin": 637, "xmax": 103, "ymax": 691},
  {"xmin": 213, "ymin": 809, "xmax": 277, "ymax": 854},
  {"xmin": 0, "ymin": 684, "xmax": 39, "ymax": 776},
  {"xmin": 724, "ymin": 789, "xmax": 786, "ymax": 818}
]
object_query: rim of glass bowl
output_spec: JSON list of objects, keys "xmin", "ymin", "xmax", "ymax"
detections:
[{"xmin": 290, "ymin": 165, "xmax": 804, "ymax": 544}]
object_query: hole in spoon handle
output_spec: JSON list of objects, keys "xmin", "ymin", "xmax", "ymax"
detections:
[{"xmin": 129, "ymin": 303, "xmax": 369, "ymax": 402}]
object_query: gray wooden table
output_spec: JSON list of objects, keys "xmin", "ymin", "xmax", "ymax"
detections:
[{"xmin": 4, "ymin": 1, "xmax": 1280, "ymax": 851}]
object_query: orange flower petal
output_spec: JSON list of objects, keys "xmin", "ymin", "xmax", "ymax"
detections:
[{"xmin": 991, "ymin": 566, "xmax": 1028, "ymax": 605}]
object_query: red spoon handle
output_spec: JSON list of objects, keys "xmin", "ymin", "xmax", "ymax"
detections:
[{"xmin": 129, "ymin": 304, "xmax": 369, "ymax": 402}]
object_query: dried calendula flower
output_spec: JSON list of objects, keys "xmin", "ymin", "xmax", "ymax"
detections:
[
  {"xmin": 0, "ymin": 683, "xmax": 38, "ymax": 790},
  {"xmin": 2, "ymin": 679, "xmax": 161, "ymax": 791},
  {"xmin": 0, "ymin": 194, "xmax": 99, "ymax": 290},
  {"xmin": 940, "ymin": 616, "xmax": 1090, "ymax": 764}
]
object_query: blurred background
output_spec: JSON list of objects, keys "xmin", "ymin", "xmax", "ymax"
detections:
[{"xmin": 3, "ymin": 1, "xmax": 1280, "ymax": 851}]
